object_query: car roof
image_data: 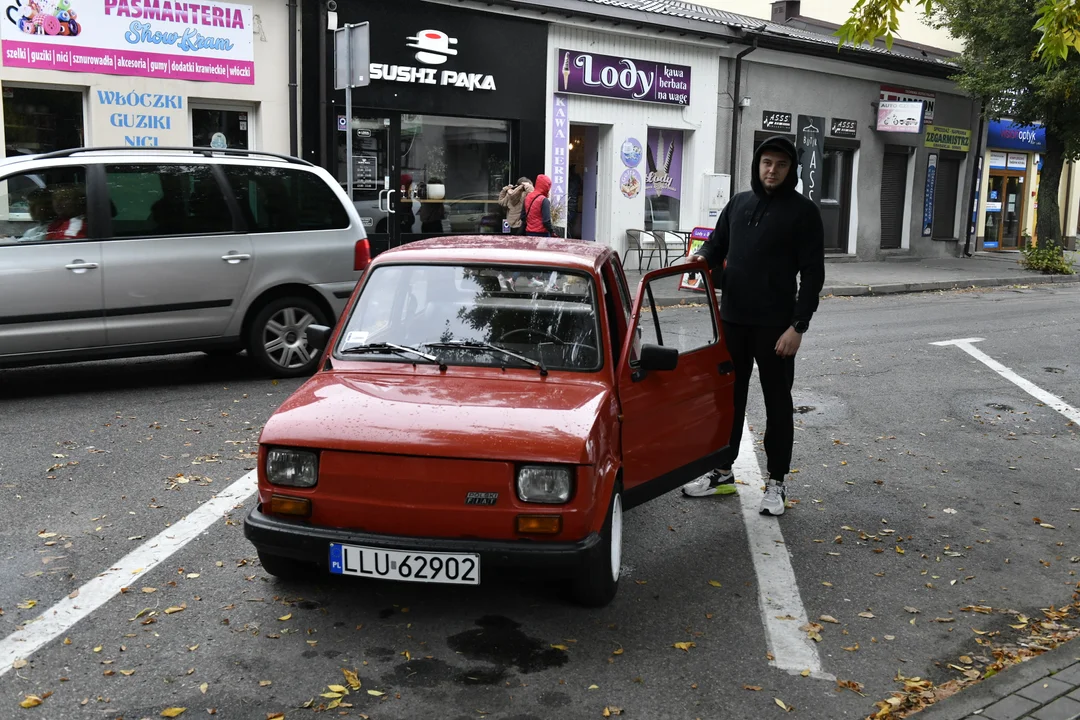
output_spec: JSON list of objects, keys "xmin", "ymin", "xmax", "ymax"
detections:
[
  {"xmin": 375, "ymin": 236, "xmax": 615, "ymax": 273},
  {"xmin": 0, "ymin": 146, "xmax": 311, "ymax": 170}
]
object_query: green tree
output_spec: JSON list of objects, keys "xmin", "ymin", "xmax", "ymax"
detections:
[{"xmin": 843, "ymin": 0, "xmax": 1080, "ymax": 254}]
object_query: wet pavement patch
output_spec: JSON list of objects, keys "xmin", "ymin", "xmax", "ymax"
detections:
[{"xmin": 447, "ymin": 615, "xmax": 569, "ymax": 674}]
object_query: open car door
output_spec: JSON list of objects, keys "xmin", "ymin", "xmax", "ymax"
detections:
[{"xmin": 616, "ymin": 262, "xmax": 735, "ymax": 508}]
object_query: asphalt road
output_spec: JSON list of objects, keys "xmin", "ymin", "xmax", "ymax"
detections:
[{"xmin": 2, "ymin": 283, "xmax": 1080, "ymax": 720}]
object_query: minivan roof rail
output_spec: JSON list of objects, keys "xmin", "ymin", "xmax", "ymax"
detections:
[{"xmin": 15, "ymin": 146, "xmax": 315, "ymax": 166}]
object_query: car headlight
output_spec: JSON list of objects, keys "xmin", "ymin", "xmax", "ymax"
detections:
[
  {"xmin": 266, "ymin": 448, "xmax": 318, "ymax": 488},
  {"xmin": 516, "ymin": 465, "xmax": 572, "ymax": 504}
]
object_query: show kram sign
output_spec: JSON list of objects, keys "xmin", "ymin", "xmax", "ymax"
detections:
[{"xmin": 1, "ymin": 0, "xmax": 254, "ymax": 84}]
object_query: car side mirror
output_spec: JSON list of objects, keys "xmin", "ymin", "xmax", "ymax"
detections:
[
  {"xmin": 638, "ymin": 343, "xmax": 679, "ymax": 372},
  {"xmin": 305, "ymin": 325, "xmax": 332, "ymax": 353}
]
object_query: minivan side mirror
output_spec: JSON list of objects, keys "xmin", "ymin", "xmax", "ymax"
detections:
[
  {"xmin": 638, "ymin": 343, "xmax": 679, "ymax": 372},
  {"xmin": 305, "ymin": 325, "xmax": 332, "ymax": 353}
]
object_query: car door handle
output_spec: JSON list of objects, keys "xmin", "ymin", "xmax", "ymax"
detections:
[
  {"xmin": 221, "ymin": 253, "xmax": 252, "ymax": 263},
  {"xmin": 65, "ymin": 261, "xmax": 99, "ymax": 272}
]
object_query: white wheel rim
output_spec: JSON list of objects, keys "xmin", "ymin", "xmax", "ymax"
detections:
[
  {"xmin": 263, "ymin": 307, "xmax": 316, "ymax": 369},
  {"xmin": 609, "ymin": 493, "xmax": 622, "ymax": 583}
]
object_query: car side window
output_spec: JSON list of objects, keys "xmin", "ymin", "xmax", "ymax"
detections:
[
  {"xmin": 222, "ymin": 166, "xmax": 349, "ymax": 233},
  {"xmin": 105, "ymin": 165, "xmax": 233, "ymax": 238},
  {"xmin": 633, "ymin": 275, "xmax": 719, "ymax": 361},
  {"xmin": 0, "ymin": 166, "xmax": 88, "ymax": 245}
]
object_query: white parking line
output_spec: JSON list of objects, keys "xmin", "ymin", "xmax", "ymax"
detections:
[
  {"xmin": 931, "ymin": 337, "xmax": 1080, "ymax": 424},
  {"xmin": 733, "ymin": 419, "xmax": 834, "ymax": 681},
  {"xmin": 0, "ymin": 471, "xmax": 258, "ymax": 676}
]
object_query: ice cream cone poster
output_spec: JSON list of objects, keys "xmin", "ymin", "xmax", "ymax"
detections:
[{"xmin": 645, "ymin": 128, "xmax": 683, "ymax": 201}]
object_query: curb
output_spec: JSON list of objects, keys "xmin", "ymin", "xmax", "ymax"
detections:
[
  {"xmin": 913, "ymin": 644, "xmax": 1080, "ymax": 719},
  {"xmin": 650, "ymin": 274, "xmax": 1078, "ymax": 307}
]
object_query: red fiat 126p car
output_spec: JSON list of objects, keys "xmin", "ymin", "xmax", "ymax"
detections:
[{"xmin": 244, "ymin": 237, "xmax": 734, "ymax": 606}]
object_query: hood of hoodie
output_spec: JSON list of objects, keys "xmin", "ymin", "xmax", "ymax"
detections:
[
  {"xmin": 750, "ymin": 136, "xmax": 799, "ymax": 198},
  {"xmin": 534, "ymin": 174, "xmax": 552, "ymax": 197}
]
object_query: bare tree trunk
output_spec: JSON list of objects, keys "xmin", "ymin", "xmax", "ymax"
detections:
[{"xmin": 1036, "ymin": 129, "xmax": 1065, "ymax": 252}]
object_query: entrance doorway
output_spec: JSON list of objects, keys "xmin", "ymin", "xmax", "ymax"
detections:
[
  {"xmin": 568, "ymin": 124, "xmax": 598, "ymax": 240},
  {"xmin": 983, "ymin": 171, "xmax": 1025, "ymax": 249},
  {"xmin": 336, "ymin": 111, "xmax": 513, "ymax": 256},
  {"xmin": 820, "ymin": 147, "xmax": 854, "ymax": 252}
]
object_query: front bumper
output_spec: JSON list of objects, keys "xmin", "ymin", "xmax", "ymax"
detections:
[{"xmin": 244, "ymin": 505, "xmax": 601, "ymax": 576}]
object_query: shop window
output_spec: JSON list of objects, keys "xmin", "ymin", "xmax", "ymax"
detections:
[
  {"xmin": 3, "ymin": 86, "xmax": 84, "ymax": 157},
  {"xmin": 398, "ymin": 115, "xmax": 511, "ymax": 235},
  {"xmin": 105, "ymin": 165, "xmax": 233, "ymax": 238},
  {"xmin": 932, "ymin": 156, "xmax": 962, "ymax": 240},
  {"xmin": 644, "ymin": 128, "xmax": 683, "ymax": 233},
  {"xmin": 192, "ymin": 108, "xmax": 250, "ymax": 150},
  {"xmin": 222, "ymin": 166, "xmax": 349, "ymax": 233},
  {"xmin": 0, "ymin": 166, "xmax": 87, "ymax": 244}
]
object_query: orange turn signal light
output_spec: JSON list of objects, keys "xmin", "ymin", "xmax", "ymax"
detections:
[
  {"xmin": 516, "ymin": 515, "xmax": 562, "ymax": 535},
  {"xmin": 270, "ymin": 494, "xmax": 311, "ymax": 518}
]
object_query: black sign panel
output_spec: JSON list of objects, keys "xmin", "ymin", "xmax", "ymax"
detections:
[
  {"xmin": 797, "ymin": 115, "xmax": 827, "ymax": 205},
  {"xmin": 353, "ymin": 155, "xmax": 378, "ymax": 191},
  {"xmin": 830, "ymin": 118, "xmax": 858, "ymax": 138},
  {"xmin": 762, "ymin": 111, "xmax": 792, "ymax": 133},
  {"xmin": 330, "ymin": 0, "xmax": 547, "ymax": 120}
]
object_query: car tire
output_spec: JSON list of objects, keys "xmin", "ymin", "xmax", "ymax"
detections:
[
  {"xmin": 569, "ymin": 482, "xmax": 623, "ymax": 608},
  {"xmin": 246, "ymin": 296, "xmax": 330, "ymax": 378},
  {"xmin": 257, "ymin": 551, "xmax": 313, "ymax": 581}
]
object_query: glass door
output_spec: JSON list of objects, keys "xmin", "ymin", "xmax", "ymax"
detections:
[
  {"xmin": 1001, "ymin": 175, "xmax": 1024, "ymax": 248},
  {"xmin": 338, "ymin": 115, "xmax": 394, "ymax": 255},
  {"xmin": 983, "ymin": 174, "xmax": 1005, "ymax": 249}
]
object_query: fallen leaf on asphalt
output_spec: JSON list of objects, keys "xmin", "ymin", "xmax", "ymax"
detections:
[
  {"xmin": 199, "ymin": 683, "xmax": 208, "ymax": 694},
  {"xmin": 342, "ymin": 668, "xmax": 361, "ymax": 690},
  {"xmin": 320, "ymin": 692, "xmax": 342, "ymax": 699},
  {"xmin": 858, "ymin": 612, "xmax": 875, "ymax": 619},
  {"xmin": 820, "ymin": 615, "xmax": 840, "ymax": 624},
  {"xmin": 164, "ymin": 605, "xmax": 185, "ymax": 615},
  {"xmin": 801, "ymin": 669, "xmax": 810, "ymax": 677},
  {"xmin": 588, "ymin": 684, "xmax": 599, "ymax": 690},
  {"xmin": 327, "ymin": 684, "xmax": 348, "ymax": 694},
  {"xmin": 550, "ymin": 644, "xmax": 569, "ymax": 651},
  {"xmin": 278, "ymin": 613, "xmax": 292, "ymax": 621},
  {"xmin": 259, "ymin": 680, "xmax": 272, "ymax": 687},
  {"xmin": 904, "ymin": 607, "xmax": 920, "ymax": 614},
  {"xmin": 602, "ymin": 707, "xmax": 623, "ymax": 717},
  {"xmin": 19, "ymin": 695, "xmax": 43, "ymax": 708},
  {"xmin": 186, "ymin": 573, "xmax": 200, "ymax": 579},
  {"xmin": 267, "ymin": 714, "xmax": 285, "ymax": 720},
  {"xmin": 708, "ymin": 580, "xmax": 722, "ymax": 587},
  {"xmin": 672, "ymin": 642, "xmax": 696, "ymax": 652},
  {"xmin": 934, "ymin": 618, "xmax": 955, "ymax": 623},
  {"xmin": 120, "ymin": 669, "xmax": 135, "ymax": 676},
  {"xmin": 943, "ymin": 508, "xmax": 957, "ymax": 514},
  {"xmin": 959, "ymin": 655, "xmax": 973, "ymax": 664},
  {"xmin": 744, "ymin": 684, "xmax": 763, "ymax": 691},
  {"xmin": 16, "ymin": 600, "xmax": 37, "ymax": 609},
  {"xmin": 367, "ymin": 690, "xmax": 384, "ymax": 697},
  {"xmin": 836, "ymin": 679, "xmax": 865, "ymax": 695},
  {"xmin": 160, "ymin": 709, "xmax": 186, "ymax": 718},
  {"xmin": 93, "ymin": 646, "xmax": 102, "ymax": 653},
  {"xmin": 775, "ymin": 698, "xmax": 793, "ymax": 712},
  {"xmin": 822, "ymin": 581, "xmax": 833, "ymax": 587},
  {"xmin": 1041, "ymin": 524, "xmax": 1056, "ymax": 529},
  {"xmin": 612, "ymin": 648, "xmax": 624, "ymax": 655},
  {"xmin": 12, "ymin": 659, "xmax": 27, "ymax": 669},
  {"xmin": 142, "ymin": 588, "xmax": 157, "ymax": 594},
  {"xmin": 843, "ymin": 643, "xmax": 860, "ymax": 652},
  {"xmin": 896, "ymin": 546, "xmax": 905, "ymax": 555}
]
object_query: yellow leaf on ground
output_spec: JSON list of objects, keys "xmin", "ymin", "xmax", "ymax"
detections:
[
  {"xmin": 160, "ymin": 709, "xmax": 187, "ymax": 718},
  {"xmin": 801, "ymin": 669, "xmax": 810, "ymax": 677},
  {"xmin": 259, "ymin": 680, "xmax": 272, "ymax": 687},
  {"xmin": 819, "ymin": 615, "xmax": 840, "ymax": 624},
  {"xmin": 367, "ymin": 690, "xmax": 385, "ymax": 697},
  {"xmin": 858, "ymin": 612, "xmax": 875, "ymax": 619},
  {"xmin": 342, "ymin": 668, "xmax": 361, "ymax": 690},
  {"xmin": 267, "ymin": 714, "xmax": 285, "ymax": 720},
  {"xmin": 843, "ymin": 644, "xmax": 860, "ymax": 652},
  {"xmin": 12, "ymin": 659, "xmax": 28, "ymax": 669},
  {"xmin": 319, "ymin": 692, "xmax": 341, "ymax": 699},
  {"xmin": 16, "ymin": 600, "xmax": 37, "ymax": 609},
  {"xmin": 612, "ymin": 648, "xmax": 624, "ymax": 656},
  {"xmin": 327, "ymin": 685, "xmax": 348, "ymax": 694},
  {"xmin": 163, "ymin": 606, "xmax": 185, "ymax": 615},
  {"xmin": 120, "ymin": 669, "xmax": 135, "ymax": 676},
  {"xmin": 550, "ymin": 644, "xmax": 569, "ymax": 651},
  {"xmin": 199, "ymin": 683, "xmax": 208, "ymax": 694},
  {"xmin": 1041, "ymin": 524, "xmax": 1056, "ymax": 529},
  {"xmin": 588, "ymin": 684, "xmax": 599, "ymax": 690},
  {"xmin": 186, "ymin": 573, "xmax": 200, "ymax": 579},
  {"xmin": 744, "ymin": 685, "xmax": 763, "ymax": 691},
  {"xmin": 93, "ymin": 646, "xmax": 102, "ymax": 653},
  {"xmin": 19, "ymin": 695, "xmax": 43, "ymax": 708},
  {"xmin": 775, "ymin": 698, "xmax": 792, "ymax": 712},
  {"xmin": 672, "ymin": 642, "xmax": 696, "ymax": 651},
  {"xmin": 277, "ymin": 613, "xmax": 292, "ymax": 621},
  {"xmin": 708, "ymin": 580, "xmax": 722, "ymax": 587}
]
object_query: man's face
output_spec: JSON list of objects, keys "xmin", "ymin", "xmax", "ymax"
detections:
[{"xmin": 759, "ymin": 150, "xmax": 791, "ymax": 192}]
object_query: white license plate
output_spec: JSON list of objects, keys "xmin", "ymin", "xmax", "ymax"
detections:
[{"xmin": 329, "ymin": 543, "xmax": 480, "ymax": 585}]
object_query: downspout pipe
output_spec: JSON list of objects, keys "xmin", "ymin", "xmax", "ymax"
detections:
[
  {"xmin": 962, "ymin": 102, "xmax": 985, "ymax": 258},
  {"xmin": 729, "ymin": 36, "xmax": 758, "ymax": 179},
  {"xmin": 288, "ymin": 0, "xmax": 298, "ymax": 157}
]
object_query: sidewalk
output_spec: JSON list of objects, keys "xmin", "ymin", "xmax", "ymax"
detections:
[
  {"xmin": 914, "ymin": 644, "xmax": 1080, "ymax": 720},
  {"xmin": 625, "ymin": 251, "xmax": 1080, "ymax": 306}
]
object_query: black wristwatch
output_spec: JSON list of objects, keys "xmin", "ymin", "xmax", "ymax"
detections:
[{"xmin": 792, "ymin": 320, "xmax": 809, "ymax": 334}]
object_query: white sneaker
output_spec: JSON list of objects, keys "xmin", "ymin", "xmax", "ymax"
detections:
[
  {"xmin": 682, "ymin": 469, "xmax": 736, "ymax": 497},
  {"xmin": 759, "ymin": 480, "xmax": 786, "ymax": 516}
]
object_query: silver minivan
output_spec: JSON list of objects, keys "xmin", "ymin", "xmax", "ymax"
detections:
[{"xmin": 0, "ymin": 147, "xmax": 370, "ymax": 377}]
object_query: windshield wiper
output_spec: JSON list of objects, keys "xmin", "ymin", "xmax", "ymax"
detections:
[
  {"xmin": 339, "ymin": 342, "xmax": 444, "ymax": 367},
  {"xmin": 424, "ymin": 340, "xmax": 548, "ymax": 376}
]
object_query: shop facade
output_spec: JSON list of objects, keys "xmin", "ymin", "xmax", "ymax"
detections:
[
  {"xmin": 301, "ymin": 0, "xmax": 548, "ymax": 256},
  {"xmin": 542, "ymin": 25, "xmax": 723, "ymax": 262},
  {"xmin": 0, "ymin": 0, "xmax": 292, "ymax": 155}
]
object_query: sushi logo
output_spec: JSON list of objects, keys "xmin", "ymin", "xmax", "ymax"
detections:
[{"xmin": 407, "ymin": 28, "xmax": 457, "ymax": 65}]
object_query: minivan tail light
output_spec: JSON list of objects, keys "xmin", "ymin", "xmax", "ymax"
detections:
[{"xmin": 354, "ymin": 239, "xmax": 371, "ymax": 272}]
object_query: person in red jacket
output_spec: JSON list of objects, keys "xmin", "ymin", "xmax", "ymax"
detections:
[{"xmin": 521, "ymin": 174, "xmax": 554, "ymax": 237}]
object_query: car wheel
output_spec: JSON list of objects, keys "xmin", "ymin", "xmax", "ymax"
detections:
[
  {"xmin": 246, "ymin": 296, "xmax": 329, "ymax": 378},
  {"xmin": 569, "ymin": 482, "xmax": 622, "ymax": 608},
  {"xmin": 258, "ymin": 551, "xmax": 313, "ymax": 581}
]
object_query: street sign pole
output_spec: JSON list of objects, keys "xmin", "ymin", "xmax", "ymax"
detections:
[{"xmin": 334, "ymin": 22, "xmax": 370, "ymax": 205}]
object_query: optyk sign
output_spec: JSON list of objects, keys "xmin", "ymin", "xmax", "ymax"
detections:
[{"xmin": 557, "ymin": 49, "xmax": 691, "ymax": 106}]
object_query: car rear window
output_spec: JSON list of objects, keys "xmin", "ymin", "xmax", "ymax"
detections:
[
  {"xmin": 105, "ymin": 164, "xmax": 233, "ymax": 238},
  {"xmin": 222, "ymin": 165, "xmax": 349, "ymax": 233}
]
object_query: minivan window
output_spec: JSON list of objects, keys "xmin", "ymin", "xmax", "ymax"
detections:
[
  {"xmin": 222, "ymin": 166, "xmax": 349, "ymax": 233},
  {"xmin": 0, "ymin": 166, "xmax": 87, "ymax": 245},
  {"xmin": 105, "ymin": 165, "xmax": 233, "ymax": 238}
]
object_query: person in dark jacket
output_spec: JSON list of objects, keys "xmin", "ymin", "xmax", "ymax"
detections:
[
  {"xmin": 674, "ymin": 135, "xmax": 825, "ymax": 516},
  {"xmin": 522, "ymin": 174, "xmax": 555, "ymax": 237}
]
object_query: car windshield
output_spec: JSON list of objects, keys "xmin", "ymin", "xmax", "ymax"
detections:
[{"xmin": 337, "ymin": 264, "xmax": 602, "ymax": 372}]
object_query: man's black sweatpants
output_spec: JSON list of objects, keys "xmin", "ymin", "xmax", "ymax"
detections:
[{"xmin": 716, "ymin": 321, "xmax": 796, "ymax": 481}]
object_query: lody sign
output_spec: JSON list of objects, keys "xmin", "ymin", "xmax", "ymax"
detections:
[{"xmin": 557, "ymin": 49, "xmax": 691, "ymax": 106}]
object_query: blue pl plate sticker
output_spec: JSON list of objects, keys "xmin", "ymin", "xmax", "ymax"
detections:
[{"xmin": 329, "ymin": 543, "xmax": 344, "ymax": 574}]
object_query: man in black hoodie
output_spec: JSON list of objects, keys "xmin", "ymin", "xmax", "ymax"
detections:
[{"xmin": 675, "ymin": 135, "xmax": 825, "ymax": 516}]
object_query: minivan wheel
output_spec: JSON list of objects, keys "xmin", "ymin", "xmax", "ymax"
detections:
[
  {"xmin": 569, "ymin": 483, "xmax": 622, "ymax": 608},
  {"xmin": 247, "ymin": 296, "xmax": 329, "ymax": 378}
]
